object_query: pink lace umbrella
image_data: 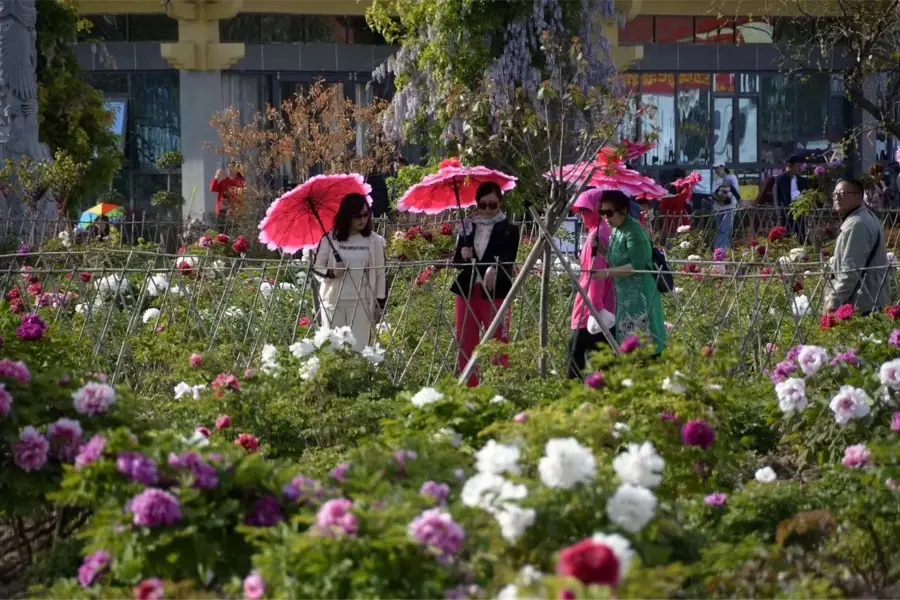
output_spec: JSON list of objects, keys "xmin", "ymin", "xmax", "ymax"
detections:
[
  {"xmin": 258, "ymin": 173, "xmax": 372, "ymax": 256},
  {"xmin": 397, "ymin": 158, "xmax": 518, "ymax": 215},
  {"xmin": 545, "ymin": 147, "xmax": 667, "ymax": 200},
  {"xmin": 672, "ymin": 171, "xmax": 703, "ymax": 192}
]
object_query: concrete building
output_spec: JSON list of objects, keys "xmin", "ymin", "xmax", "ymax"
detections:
[{"xmin": 74, "ymin": 0, "xmax": 896, "ymax": 217}]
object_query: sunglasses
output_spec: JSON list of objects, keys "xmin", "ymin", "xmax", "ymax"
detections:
[{"xmin": 477, "ymin": 202, "xmax": 499, "ymax": 210}]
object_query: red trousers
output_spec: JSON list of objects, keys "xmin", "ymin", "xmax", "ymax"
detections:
[{"xmin": 455, "ymin": 286, "xmax": 510, "ymax": 387}]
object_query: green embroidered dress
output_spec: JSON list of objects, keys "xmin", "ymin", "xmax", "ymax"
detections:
[{"xmin": 607, "ymin": 216, "xmax": 668, "ymax": 352}]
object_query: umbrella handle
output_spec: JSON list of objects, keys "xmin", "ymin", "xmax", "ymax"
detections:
[{"xmin": 310, "ymin": 203, "xmax": 343, "ymax": 264}]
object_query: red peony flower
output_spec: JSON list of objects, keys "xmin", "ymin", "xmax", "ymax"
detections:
[
  {"xmin": 768, "ymin": 226, "xmax": 788, "ymax": 242},
  {"xmin": 80, "ymin": 272, "xmax": 92, "ymax": 283},
  {"xmin": 215, "ymin": 233, "xmax": 230, "ymax": 245},
  {"xmin": 760, "ymin": 267, "xmax": 773, "ymax": 279},
  {"xmin": 440, "ymin": 222, "xmax": 454, "ymax": 236},
  {"xmin": 681, "ymin": 264, "xmax": 700, "ymax": 274},
  {"xmin": 177, "ymin": 261, "xmax": 195, "ymax": 277},
  {"xmin": 215, "ymin": 415, "xmax": 232, "ymax": 430},
  {"xmin": 414, "ymin": 266, "xmax": 434, "ymax": 287},
  {"xmin": 6, "ymin": 288, "xmax": 21, "ymax": 301},
  {"xmin": 556, "ymin": 539, "xmax": 621, "ymax": 587},
  {"xmin": 885, "ymin": 305, "xmax": 900, "ymax": 321},
  {"xmin": 233, "ymin": 236, "xmax": 250, "ymax": 254},
  {"xmin": 755, "ymin": 245, "xmax": 768, "ymax": 257},
  {"xmin": 9, "ymin": 298, "xmax": 24, "ymax": 314},
  {"xmin": 26, "ymin": 283, "xmax": 43, "ymax": 296},
  {"xmin": 236, "ymin": 433, "xmax": 259, "ymax": 453},
  {"xmin": 834, "ymin": 304, "xmax": 855, "ymax": 322},
  {"xmin": 298, "ymin": 317, "xmax": 312, "ymax": 327},
  {"xmin": 211, "ymin": 372, "xmax": 241, "ymax": 397},
  {"xmin": 820, "ymin": 313, "xmax": 836, "ymax": 330}
]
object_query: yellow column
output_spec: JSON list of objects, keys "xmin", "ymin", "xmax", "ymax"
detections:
[
  {"xmin": 160, "ymin": 0, "xmax": 245, "ymax": 71},
  {"xmin": 609, "ymin": 0, "xmax": 644, "ymax": 71}
]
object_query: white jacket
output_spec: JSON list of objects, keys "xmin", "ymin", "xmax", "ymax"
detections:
[{"xmin": 313, "ymin": 232, "xmax": 387, "ymax": 307}]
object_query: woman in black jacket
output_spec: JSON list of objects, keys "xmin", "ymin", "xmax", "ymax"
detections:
[{"xmin": 452, "ymin": 182, "xmax": 520, "ymax": 387}]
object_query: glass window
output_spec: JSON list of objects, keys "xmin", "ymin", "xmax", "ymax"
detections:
[
  {"xmin": 713, "ymin": 97, "xmax": 733, "ymax": 165},
  {"xmin": 795, "ymin": 73, "xmax": 829, "ymax": 151},
  {"xmin": 128, "ymin": 15, "xmax": 178, "ymax": 42},
  {"xmin": 132, "ymin": 174, "xmax": 179, "ymax": 213},
  {"xmin": 220, "ymin": 14, "xmax": 261, "ymax": 43},
  {"xmin": 131, "ymin": 73, "xmax": 180, "ymax": 171},
  {"xmin": 618, "ymin": 16, "xmax": 653, "ymax": 45},
  {"xmin": 677, "ymin": 73, "xmax": 711, "ymax": 165},
  {"xmin": 345, "ymin": 16, "xmax": 387, "ymax": 45},
  {"xmin": 223, "ymin": 73, "xmax": 272, "ymax": 124},
  {"xmin": 772, "ymin": 17, "xmax": 819, "ymax": 44},
  {"xmin": 84, "ymin": 72, "xmax": 129, "ymax": 95},
  {"xmin": 261, "ymin": 14, "xmax": 305, "ymax": 43},
  {"xmin": 695, "ymin": 17, "xmax": 734, "ymax": 44},
  {"xmin": 737, "ymin": 97, "xmax": 758, "ymax": 163},
  {"xmin": 79, "ymin": 15, "xmax": 127, "ymax": 42},
  {"xmin": 714, "ymin": 74, "xmax": 735, "ymax": 93},
  {"xmin": 655, "ymin": 16, "xmax": 693, "ymax": 44},
  {"xmin": 760, "ymin": 74, "xmax": 794, "ymax": 166},
  {"xmin": 305, "ymin": 15, "xmax": 347, "ymax": 43},
  {"xmin": 733, "ymin": 17, "xmax": 774, "ymax": 44},
  {"xmin": 640, "ymin": 74, "xmax": 676, "ymax": 166},
  {"xmin": 739, "ymin": 74, "xmax": 759, "ymax": 94}
]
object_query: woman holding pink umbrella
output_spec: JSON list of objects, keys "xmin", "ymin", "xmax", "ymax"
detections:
[
  {"xmin": 452, "ymin": 182, "xmax": 520, "ymax": 387},
  {"xmin": 568, "ymin": 189, "xmax": 616, "ymax": 379}
]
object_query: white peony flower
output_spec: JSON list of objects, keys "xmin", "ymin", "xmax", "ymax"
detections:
[
  {"xmin": 461, "ymin": 472, "xmax": 527, "ymax": 512},
  {"xmin": 298, "ymin": 356, "xmax": 321, "ymax": 381},
  {"xmin": 475, "ymin": 440, "xmax": 521, "ymax": 476},
  {"xmin": 434, "ymin": 428, "xmax": 462, "ymax": 448},
  {"xmin": 289, "ymin": 340, "xmax": 316, "ymax": 359},
  {"xmin": 612, "ymin": 422, "xmax": 631, "ymax": 439},
  {"xmin": 278, "ymin": 282, "xmax": 297, "ymax": 292},
  {"xmin": 146, "ymin": 274, "xmax": 169, "ymax": 297},
  {"xmin": 411, "ymin": 387, "xmax": 444, "ymax": 407},
  {"xmin": 878, "ymin": 358, "xmax": 900, "ymax": 390},
  {"xmin": 58, "ymin": 230, "xmax": 71, "ymax": 248},
  {"xmin": 828, "ymin": 385, "xmax": 871, "ymax": 425},
  {"xmin": 518, "ymin": 566, "xmax": 543, "ymax": 586},
  {"xmin": 791, "ymin": 295, "xmax": 810, "ymax": 318},
  {"xmin": 613, "ymin": 442, "xmax": 665, "ymax": 489},
  {"xmin": 141, "ymin": 308, "xmax": 161, "ymax": 324},
  {"xmin": 676, "ymin": 225, "xmax": 691, "ymax": 234},
  {"xmin": 96, "ymin": 274, "xmax": 131, "ymax": 298},
  {"xmin": 183, "ymin": 429, "xmax": 209, "ymax": 448},
  {"xmin": 673, "ymin": 286, "xmax": 684, "ymax": 295},
  {"xmin": 538, "ymin": 438, "xmax": 596, "ymax": 489},
  {"xmin": 490, "ymin": 395, "xmax": 508, "ymax": 404},
  {"xmin": 173, "ymin": 382, "xmax": 192, "ymax": 400},
  {"xmin": 313, "ymin": 327, "xmax": 331, "ymax": 348},
  {"xmin": 775, "ymin": 378, "xmax": 808, "ymax": 413},
  {"xmin": 497, "ymin": 585, "xmax": 519, "ymax": 600},
  {"xmin": 315, "ymin": 326, "xmax": 356, "ymax": 350},
  {"xmin": 260, "ymin": 344, "xmax": 280, "ymax": 375},
  {"xmin": 361, "ymin": 344, "xmax": 385, "ymax": 365},
  {"xmin": 591, "ymin": 532, "xmax": 635, "ymax": 579},
  {"xmin": 259, "ymin": 281, "xmax": 274, "ymax": 298},
  {"xmin": 678, "ymin": 240, "xmax": 691, "ymax": 249},
  {"xmin": 797, "ymin": 345, "xmax": 829, "ymax": 376},
  {"xmin": 189, "ymin": 384, "xmax": 206, "ymax": 400},
  {"xmin": 888, "ymin": 251, "xmax": 897, "ymax": 265},
  {"xmin": 788, "ymin": 247, "xmax": 807, "ymax": 262},
  {"xmin": 687, "ymin": 254, "xmax": 702, "ymax": 261},
  {"xmin": 494, "ymin": 504, "xmax": 536, "ymax": 542},
  {"xmin": 224, "ymin": 306, "xmax": 245, "ymax": 319},
  {"xmin": 622, "ymin": 378, "xmax": 634, "ymax": 388},
  {"xmin": 755, "ymin": 466, "xmax": 777, "ymax": 483},
  {"xmin": 606, "ymin": 483, "xmax": 657, "ymax": 533},
  {"xmin": 376, "ymin": 321, "xmax": 392, "ymax": 335},
  {"xmin": 661, "ymin": 371, "xmax": 687, "ymax": 394}
]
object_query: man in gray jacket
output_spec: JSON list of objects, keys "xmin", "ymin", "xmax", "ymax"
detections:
[{"xmin": 824, "ymin": 178, "xmax": 891, "ymax": 314}]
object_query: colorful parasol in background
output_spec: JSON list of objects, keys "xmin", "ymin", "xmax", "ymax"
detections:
[
  {"xmin": 258, "ymin": 173, "xmax": 372, "ymax": 256},
  {"xmin": 544, "ymin": 146, "xmax": 668, "ymax": 200},
  {"xmin": 78, "ymin": 203, "xmax": 125, "ymax": 229},
  {"xmin": 672, "ymin": 171, "xmax": 703, "ymax": 192},
  {"xmin": 397, "ymin": 158, "xmax": 518, "ymax": 215}
]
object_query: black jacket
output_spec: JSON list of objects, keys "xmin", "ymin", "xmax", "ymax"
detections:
[
  {"xmin": 451, "ymin": 219, "xmax": 520, "ymax": 299},
  {"xmin": 774, "ymin": 172, "xmax": 808, "ymax": 208}
]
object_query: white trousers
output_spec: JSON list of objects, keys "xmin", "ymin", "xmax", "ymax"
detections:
[{"xmin": 321, "ymin": 298, "xmax": 372, "ymax": 351}]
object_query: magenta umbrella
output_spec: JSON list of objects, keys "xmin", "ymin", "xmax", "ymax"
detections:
[
  {"xmin": 397, "ymin": 158, "xmax": 518, "ymax": 215},
  {"xmin": 545, "ymin": 147, "xmax": 667, "ymax": 200}
]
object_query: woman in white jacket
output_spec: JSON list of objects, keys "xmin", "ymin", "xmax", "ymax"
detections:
[{"xmin": 313, "ymin": 193, "xmax": 387, "ymax": 351}]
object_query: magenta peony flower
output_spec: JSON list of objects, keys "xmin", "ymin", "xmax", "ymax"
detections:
[
  {"xmin": 72, "ymin": 382, "xmax": 116, "ymax": 416},
  {"xmin": 77, "ymin": 550, "xmax": 111, "ymax": 588},
  {"xmin": 316, "ymin": 498, "xmax": 358, "ymax": 537},
  {"xmin": 890, "ymin": 330, "xmax": 900, "ymax": 350},
  {"xmin": 514, "ymin": 411, "xmax": 529, "ymax": 423},
  {"xmin": 195, "ymin": 426, "xmax": 211, "ymax": 438},
  {"xmin": 704, "ymin": 493, "xmax": 728, "ymax": 507},
  {"xmin": 189, "ymin": 353, "xmax": 204, "ymax": 368},
  {"xmin": 659, "ymin": 411, "xmax": 679, "ymax": 423},
  {"xmin": 117, "ymin": 452, "xmax": 159, "ymax": 485},
  {"xmin": 75, "ymin": 435, "xmax": 107, "ymax": 470},
  {"xmin": 215, "ymin": 414, "xmax": 231, "ymax": 430},
  {"xmin": 235, "ymin": 433, "xmax": 259, "ymax": 453},
  {"xmin": 814, "ymin": 165, "xmax": 826, "ymax": 176},
  {"xmin": 169, "ymin": 451, "xmax": 218, "ymax": 490},
  {"xmin": 0, "ymin": 384, "xmax": 12, "ymax": 418},
  {"xmin": 127, "ymin": 488, "xmax": 182, "ymax": 527},
  {"xmin": 584, "ymin": 371, "xmax": 606, "ymax": 389},
  {"xmin": 892, "ymin": 412, "xmax": 900, "ymax": 433},
  {"xmin": 408, "ymin": 508, "xmax": 465, "ymax": 564},
  {"xmin": 841, "ymin": 444, "xmax": 872, "ymax": 469},
  {"xmin": 785, "ymin": 345, "xmax": 803, "ymax": 362},
  {"xmin": 420, "ymin": 481, "xmax": 451, "ymax": 505},
  {"xmin": 14, "ymin": 426, "xmax": 49, "ymax": 472},
  {"xmin": 681, "ymin": 420, "xmax": 716, "ymax": 450},
  {"xmin": 834, "ymin": 304, "xmax": 855, "ymax": 321},
  {"xmin": 771, "ymin": 360, "xmax": 798, "ymax": 384},
  {"xmin": 47, "ymin": 418, "xmax": 83, "ymax": 462},
  {"xmin": 831, "ymin": 349, "xmax": 860, "ymax": 368},
  {"xmin": 245, "ymin": 496, "xmax": 284, "ymax": 527},
  {"xmin": 713, "ymin": 248, "xmax": 727, "ymax": 262},
  {"xmin": 134, "ymin": 578, "xmax": 164, "ymax": 600},
  {"xmin": 243, "ymin": 571, "xmax": 266, "ymax": 600},
  {"xmin": 16, "ymin": 314, "xmax": 47, "ymax": 341},
  {"xmin": 330, "ymin": 462, "xmax": 350, "ymax": 483},
  {"xmin": 198, "ymin": 235, "xmax": 213, "ymax": 249},
  {"xmin": 0, "ymin": 359, "xmax": 31, "ymax": 384},
  {"xmin": 619, "ymin": 335, "xmax": 641, "ymax": 354}
]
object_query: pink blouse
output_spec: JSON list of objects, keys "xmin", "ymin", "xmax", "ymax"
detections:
[{"xmin": 571, "ymin": 222, "xmax": 616, "ymax": 330}]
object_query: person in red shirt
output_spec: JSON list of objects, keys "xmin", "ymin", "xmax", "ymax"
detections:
[
  {"xmin": 658, "ymin": 184, "xmax": 692, "ymax": 242},
  {"xmin": 210, "ymin": 168, "xmax": 245, "ymax": 220}
]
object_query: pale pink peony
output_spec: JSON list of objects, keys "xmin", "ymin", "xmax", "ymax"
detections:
[
  {"xmin": 14, "ymin": 426, "xmax": 49, "ymax": 472},
  {"xmin": 72, "ymin": 382, "xmax": 117, "ymax": 416}
]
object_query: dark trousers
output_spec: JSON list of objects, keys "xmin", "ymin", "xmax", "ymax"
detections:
[{"xmin": 567, "ymin": 327, "xmax": 614, "ymax": 380}]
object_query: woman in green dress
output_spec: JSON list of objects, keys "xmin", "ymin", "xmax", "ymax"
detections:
[{"xmin": 591, "ymin": 190, "xmax": 667, "ymax": 354}]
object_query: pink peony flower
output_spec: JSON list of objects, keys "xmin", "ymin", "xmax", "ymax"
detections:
[
  {"xmin": 0, "ymin": 384, "xmax": 12, "ymax": 418},
  {"xmin": 298, "ymin": 316, "xmax": 312, "ymax": 328},
  {"xmin": 831, "ymin": 349, "xmax": 860, "ymax": 368},
  {"xmin": 0, "ymin": 359, "xmax": 31, "ymax": 384},
  {"xmin": 72, "ymin": 382, "xmax": 116, "ymax": 416},
  {"xmin": 841, "ymin": 444, "xmax": 872, "ymax": 469},
  {"xmin": 330, "ymin": 462, "xmax": 350, "ymax": 483},
  {"xmin": 78, "ymin": 550, "xmax": 111, "ymax": 588},
  {"xmin": 47, "ymin": 418, "xmax": 83, "ymax": 462},
  {"xmin": 892, "ymin": 412, "xmax": 900, "ymax": 433},
  {"xmin": 514, "ymin": 411, "xmax": 529, "ymax": 423},
  {"xmin": 407, "ymin": 508, "xmax": 465, "ymax": 564},
  {"xmin": 14, "ymin": 426, "xmax": 49, "ymax": 472},
  {"xmin": 584, "ymin": 371, "xmax": 606, "ymax": 389},
  {"xmin": 117, "ymin": 452, "xmax": 159, "ymax": 485},
  {"xmin": 243, "ymin": 571, "xmax": 265, "ymax": 600},
  {"xmin": 283, "ymin": 476, "xmax": 322, "ymax": 503},
  {"xmin": 212, "ymin": 373, "xmax": 240, "ymax": 397},
  {"xmin": 681, "ymin": 420, "xmax": 716, "ymax": 450},
  {"xmin": 704, "ymin": 493, "xmax": 728, "ymax": 507},
  {"xmin": 168, "ymin": 451, "xmax": 218, "ymax": 490},
  {"xmin": 127, "ymin": 488, "xmax": 182, "ymax": 527},
  {"xmin": 890, "ymin": 330, "xmax": 900, "ymax": 350},
  {"xmin": 198, "ymin": 236, "xmax": 213, "ymax": 249},
  {"xmin": 235, "ymin": 433, "xmax": 259, "ymax": 453},
  {"xmin": 316, "ymin": 498, "xmax": 359, "ymax": 537},
  {"xmin": 195, "ymin": 426, "xmax": 211, "ymax": 438},
  {"xmin": 215, "ymin": 414, "xmax": 231, "ymax": 430},
  {"xmin": 16, "ymin": 314, "xmax": 47, "ymax": 341},
  {"xmin": 619, "ymin": 335, "xmax": 641, "ymax": 354},
  {"xmin": 243, "ymin": 368, "xmax": 256, "ymax": 380},
  {"xmin": 420, "ymin": 481, "xmax": 451, "ymax": 505},
  {"xmin": 834, "ymin": 304, "xmax": 855, "ymax": 321},
  {"xmin": 75, "ymin": 435, "xmax": 107, "ymax": 470},
  {"xmin": 134, "ymin": 578, "xmax": 164, "ymax": 600},
  {"xmin": 189, "ymin": 353, "xmax": 204, "ymax": 367}
]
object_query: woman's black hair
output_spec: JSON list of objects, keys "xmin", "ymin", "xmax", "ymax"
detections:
[
  {"xmin": 600, "ymin": 189, "xmax": 632, "ymax": 213},
  {"xmin": 475, "ymin": 181, "xmax": 504, "ymax": 203},
  {"xmin": 332, "ymin": 193, "xmax": 372, "ymax": 241}
]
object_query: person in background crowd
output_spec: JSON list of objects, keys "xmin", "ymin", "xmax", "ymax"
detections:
[
  {"xmin": 568, "ymin": 189, "xmax": 616, "ymax": 379},
  {"xmin": 774, "ymin": 156, "xmax": 808, "ymax": 241},
  {"xmin": 91, "ymin": 216, "xmax": 111, "ymax": 241},
  {"xmin": 210, "ymin": 167, "xmax": 245, "ymax": 222},
  {"xmin": 824, "ymin": 178, "xmax": 890, "ymax": 315},
  {"xmin": 313, "ymin": 193, "xmax": 387, "ymax": 352},
  {"xmin": 366, "ymin": 171, "xmax": 390, "ymax": 219},
  {"xmin": 865, "ymin": 164, "xmax": 889, "ymax": 211},
  {"xmin": 452, "ymin": 182, "xmax": 520, "ymax": 387},
  {"xmin": 658, "ymin": 183, "xmax": 691, "ymax": 242},
  {"xmin": 711, "ymin": 163, "xmax": 740, "ymax": 249},
  {"xmin": 593, "ymin": 190, "xmax": 667, "ymax": 354}
]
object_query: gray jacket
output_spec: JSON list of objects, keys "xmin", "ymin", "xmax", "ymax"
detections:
[{"xmin": 825, "ymin": 206, "xmax": 891, "ymax": 313}]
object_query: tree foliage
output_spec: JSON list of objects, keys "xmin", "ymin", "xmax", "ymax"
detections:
[{"xmin": 36, "ymin": 0, "xmax": 121, "ymax": 211}]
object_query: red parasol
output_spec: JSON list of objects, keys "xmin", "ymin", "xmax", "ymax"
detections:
[
  {"xmin": 545, "ymin": 147, "xmax": 668, "ymax": 200},
  {"xmin": 672, "ymin": 171, "xmax": 703, "ymax": 192},
  {"xmin": 258, "ymin": 173, "xmax": 372, "ymax": 256},
  {"xmin": 397, "ymin": 158, "xmax": 518, "ymax": 215}
]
